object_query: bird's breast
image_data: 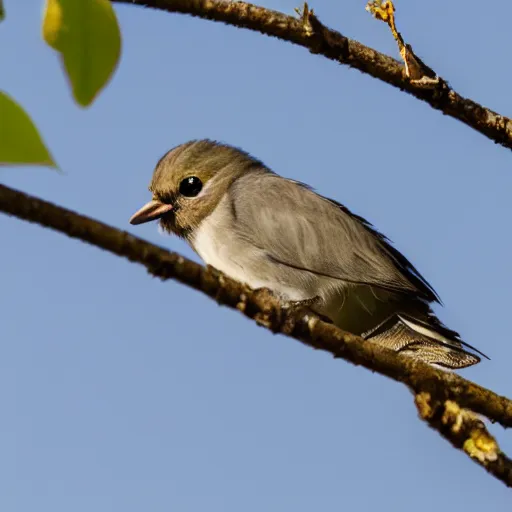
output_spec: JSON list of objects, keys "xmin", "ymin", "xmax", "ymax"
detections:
[
  {"xmin": 190, "ymin": 202, "xmax": 314, "ymax": 303},
  {"xmin": 191, "ymin": 205, "xmax": 261, "ymax": 287}
]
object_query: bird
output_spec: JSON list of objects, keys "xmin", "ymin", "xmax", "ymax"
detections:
[{"xmin": 129, "ymin": 139, "xmax": 487, "ymax": 369}]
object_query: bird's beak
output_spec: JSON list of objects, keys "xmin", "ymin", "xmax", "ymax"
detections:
[{"xmin": 129, "ymin": 200, "xmax": 174, "ymax": 225}]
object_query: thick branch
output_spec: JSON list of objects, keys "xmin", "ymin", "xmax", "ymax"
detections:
[
  {"xmin": 111, "ymin": 0, "xmax": 512, "ymax": 152},
  {"xmin": 1, "ymin": 184, "xmax": 512, "ymax": 487}
]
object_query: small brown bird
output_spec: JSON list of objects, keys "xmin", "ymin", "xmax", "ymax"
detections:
[{"xmin": 130, "ymin": 139, "xmax": 487, "ymax": 369}]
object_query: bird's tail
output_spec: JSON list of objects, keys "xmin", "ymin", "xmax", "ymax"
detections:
[{"xmin": 362, "ymin": 313, "xmax": 486, "ymax": 369}]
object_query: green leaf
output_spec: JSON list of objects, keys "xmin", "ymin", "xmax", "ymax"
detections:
[
  {"xmin": 0, "ymin": 0, "xmax": 5, "ymax": 22},
  {"xmin": 42, "ymin": 0, "xmax": 121, "ymax": 107},
  {"xmin": 0, "ymin": 91, "xmax": 57, "ymax": 168}
]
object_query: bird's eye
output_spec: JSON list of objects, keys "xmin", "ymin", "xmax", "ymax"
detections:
[{"xmin": 179, "ymin": 176, "xmax": 203, "ymax": 197}]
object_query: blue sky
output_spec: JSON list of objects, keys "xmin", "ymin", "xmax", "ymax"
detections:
[{"xmin": 1, "ymin": 0, "xmax": 511, "ymax": 509}]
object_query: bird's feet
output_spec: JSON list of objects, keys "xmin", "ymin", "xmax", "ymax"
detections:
[
  {"xmin": 285, "ymin": 296, "xmax": 322, "ymax": 309},
  {"xmin": 251, "ymin": 288, "xmax": 321, "ymax": 313}
]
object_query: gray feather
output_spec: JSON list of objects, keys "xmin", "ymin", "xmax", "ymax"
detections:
[
  {"xmin": 224, "ymin": 166, "xmax": 484, "ymax": 368},
  {"xmin": 230, "ymin": 171, "xmax": 433, "ymax": 299}
]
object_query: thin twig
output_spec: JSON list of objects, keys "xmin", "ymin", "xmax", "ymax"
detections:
[
  {"xmin": 1, "ymin": 184, "xmax": 511, "ymax": 486},
  {"xmin": 366, "ymin": 0, "xmax": 439, "ymax": 84},
  {"xmin": 415, "ymin": 393, "xmax": 512, "ymax": 486},
  {"xmin": 111, "ymin": 0, "xmax": 512, "ymax": 152}
]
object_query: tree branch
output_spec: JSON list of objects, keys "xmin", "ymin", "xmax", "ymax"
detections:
[
  {"xmin": 1, "ymin": 183, "xmax": 511, "ymax": 486},
  {"xmin": 415, "ymin": 393, "xmax": 512, "ymax": 485},
  {"xmin": 111, "ymin": 0, "xmax": 512, "ymax": 152}
]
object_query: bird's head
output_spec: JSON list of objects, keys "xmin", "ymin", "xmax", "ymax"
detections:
[{"xmin": 129, "ymin": 139, "xmax": 262, "ymax": 237}]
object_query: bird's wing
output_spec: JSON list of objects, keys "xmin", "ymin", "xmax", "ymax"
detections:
[{"xmin": 229, "ymin": 172, "xmax": 439, "ymax": 302}]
